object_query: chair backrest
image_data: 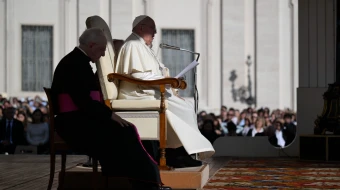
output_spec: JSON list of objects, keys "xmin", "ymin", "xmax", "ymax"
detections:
[
  {"xmin": 113, "ymin": 39, "xmax": 125, "ymax": 65},
  {"xmin": 43, "ymin": 87, "xmax": 55, "ymax": 146},
  {"xmin": 85, "ymin": 15, "xmax": 119, "ymax": 103}
]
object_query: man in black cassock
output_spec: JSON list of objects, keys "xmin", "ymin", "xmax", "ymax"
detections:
[{"xmin": 51, "ymin": 28, "xmax": 171, "ymax": 190}]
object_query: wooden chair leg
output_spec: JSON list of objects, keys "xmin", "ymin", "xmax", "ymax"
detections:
[
  {"xmin": 59, "ymin": 152, "xmax": 67, "ymax": 190},
  {"xmin": 92, "ymin": 158, "xmax": 98, "ymax": 172},
  {"xmin": 92, "ymin": 158, "xmax": 98, "ymax": 190},
  {"xmin": 48, "ymin": 151, "xmax": 56, "ymax": 190},
  {"xmin": 158, "ymin": 85, "xmax": 171, "ymax": 170}
]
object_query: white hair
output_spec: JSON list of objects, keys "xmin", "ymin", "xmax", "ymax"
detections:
[{"xmin": 79, "ymin": 28, "xmax": 106, "ymax": 45}]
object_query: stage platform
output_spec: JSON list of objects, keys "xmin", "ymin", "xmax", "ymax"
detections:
[
  {"xmin": 0, "ymin": 155, "xmax": 226, "ymax": 190},
  {"xmin": 62, "ymin": 163, "xmax": 209, "ymax": 189}
]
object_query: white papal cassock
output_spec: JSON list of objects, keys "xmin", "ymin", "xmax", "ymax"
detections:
[{"xmin": 115, "ymin": 33, "xmax": 215, "ymax": 159}]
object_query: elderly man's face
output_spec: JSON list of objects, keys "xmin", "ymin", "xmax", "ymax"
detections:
[
  {"xmin": 140, "ymin": 20, "xmax": 157, "ymax": 46},
  {"xmin": 88, "ymin": 38, "xmax": 107, "ymax": 62}
]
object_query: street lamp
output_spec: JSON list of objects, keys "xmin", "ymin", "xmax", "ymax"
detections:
[{"xmin": 245, "ymin": 55, "xmax": 256, "ymax": 107}]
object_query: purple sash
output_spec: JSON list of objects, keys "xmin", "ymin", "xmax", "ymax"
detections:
[{"xmin": 58, "ymin": 91, "xmax": 100, "ymax": 113}]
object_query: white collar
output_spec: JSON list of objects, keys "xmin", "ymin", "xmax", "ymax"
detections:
[
  {"xmin": 275, "ymin": 130, "xmax": 286, "ymax": 147},
  {"xmin": 132, "ymin": 33, "xmax": 153, "ymax": 48},
  {"xmin": 252, "ymin": 127, "xmax": 264, "ymax": 137},
  {"xmin": 132, "ymin": 32, "xmax": 145, "ymax": 43},
  {"xmin": 131, "ymin": 32, "xmax": 164, "ymax": 70},
  {"xmin": 77, "ymin": 46, "xmax": 88, "ymax": 56}
]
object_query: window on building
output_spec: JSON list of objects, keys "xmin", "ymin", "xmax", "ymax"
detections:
[
  {"xmin": 22, "ymin": 25, "xmax": 53, "ymax": 92},
  {"xmin": 161, "ymin": 29, "xmax": 195, "ymax": 97}
]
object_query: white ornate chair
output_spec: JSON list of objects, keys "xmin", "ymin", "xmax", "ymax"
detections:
[{"xmin": 85, "ymin": 15, "xmax": 186, "ymax": 170}]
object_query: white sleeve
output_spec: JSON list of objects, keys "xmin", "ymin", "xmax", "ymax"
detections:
[
  {"xmin": 131, "ymin": 72, "xmax": 164, "ymax": 80},
  {"xmin": 131, "ymin": 71, "xmax": 174, "ymax": 90}
]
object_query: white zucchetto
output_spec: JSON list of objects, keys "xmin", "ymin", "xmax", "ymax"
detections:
[{"xmin": 132, "ymin": 15, "xmax": 149, "ymax": 28}]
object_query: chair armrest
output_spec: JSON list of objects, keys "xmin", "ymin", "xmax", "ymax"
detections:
[{"xmin": 107, "ymin": 73, "xmax": 187, "ymax": 90}]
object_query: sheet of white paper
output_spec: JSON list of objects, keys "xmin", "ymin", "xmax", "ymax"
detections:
[{"xmin": 175, "ymin": 60, "xmax": 199, "ymax": 78}]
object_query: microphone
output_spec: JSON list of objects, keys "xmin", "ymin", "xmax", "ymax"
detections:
[
  {"xmin": 159, "ymin": 43, "xmax": 200, "ymax": 61},
  {"xmin": 159, "ymin": 43, "xmax": 180, "ymax": 50}
]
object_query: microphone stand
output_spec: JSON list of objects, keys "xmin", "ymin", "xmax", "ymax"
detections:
[
  {"xmin": 177, "ymin": 48, "xmax": 200, "ymax": 115},
  {"xmin": 192, "ymin": 52, "xmax": 200, "ymax": 161},
  {"xmin": 161, "ymin": 45, "xmax": 200, "ymax": 160}
]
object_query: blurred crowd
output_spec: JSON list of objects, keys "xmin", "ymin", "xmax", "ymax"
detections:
[
  {"xmin": 198, "ymin": 106, "xmax": 297, "ymax": 148},
  {"xmin": 0, "ymin": 93, "xmax": 297, "ymax": 154},
  {"xmin": 0, "ymin": 94, "xmax": 50, "ymax": 154}
]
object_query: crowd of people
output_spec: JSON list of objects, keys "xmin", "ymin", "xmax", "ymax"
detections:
[
  {"xmin": 198, "ymin": 106, "xmax": 297, "ymax": 148},
  {"xmin": 0, "ymin": 93, "xmax": 297, "ymax": 154},
  {"xmin": 0, "ymin": 94, "xmax": 50, "ymax": 154}
]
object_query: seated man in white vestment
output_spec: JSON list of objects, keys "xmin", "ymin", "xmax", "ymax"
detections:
[{"xmin": 115, "ymin": 15, "xmax": 215, "ymax": 168}]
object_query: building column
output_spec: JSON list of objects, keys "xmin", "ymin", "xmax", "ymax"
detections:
[
  {"xmin": 203, "ymin": 0, "xmax": 222, "ymax": 113},
  {"xmin": 59, "ymin": 0, "xmax": 66, "ymax": 63},
  {"xmin": 278, "ymin": 0, "xmax": 297, "ymax": 110},
  {"xmin": 221, "ymin": 0, "xmax": 246, "ymax": 110},
  {"xmin": 0, "ymin": 0, "xmax": 6, "ymax": 93},
  {"xmin": 65, "ymin": 0, "xmax": 77, "ymax": 55},
  {"xmin": 5, "ymin": 0, "xmax": 14, "ymax": 95}
]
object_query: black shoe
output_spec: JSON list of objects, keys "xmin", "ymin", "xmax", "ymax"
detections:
[
  {"xmin": 130, "ymin": 181, "xmax": 171, "ymax": 190},
  {"xmin": 82, "ymin": 160, "xmax": 93, "ymax": 167},
  {"xmin": 159, "ymin": 186, "xmax": 172, "ymax": 190},
  {"xmin": 167, "ymin": 157, "xmax": 186, "ymax": 168},
  {"xmin": 182, "ymin": 155, "xmax": 203, "ymax": 167},
  {"xmin": 167, "ymin": 154, "xmax": 202, "ymax": 168}
]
